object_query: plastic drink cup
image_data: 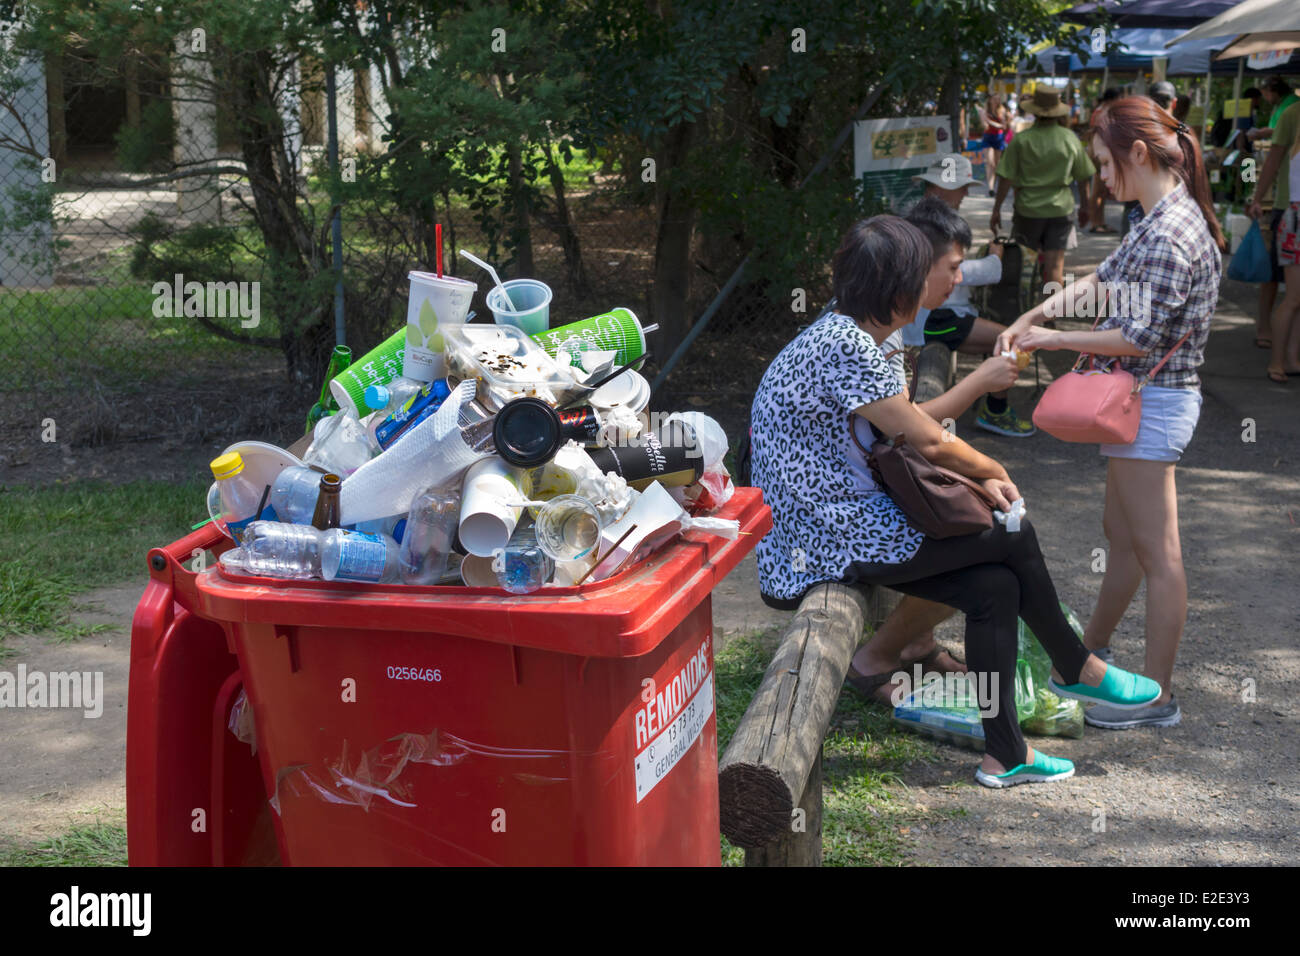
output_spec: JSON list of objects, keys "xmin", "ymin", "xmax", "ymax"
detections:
[
  {"xmin": 534, "ymin": 494, "xmax": 603, "ymax": 562},
  {"xmin": 457, "ymin": 457, "xmax": 528, "ymax": 557},
  {"xmin": 530, "ymin": 308, "xmax": 646, "ymax": 368},
  {"xmin": 329, "ymin": 328, "xmax": 407, "ymax": 417},
  {"xmin": 486, "ymin": 279, "xmax": 553, "ymax": 335},
  {"xmin": 406, "ymin": 271, "xmax": 476, "ymax": 382}
]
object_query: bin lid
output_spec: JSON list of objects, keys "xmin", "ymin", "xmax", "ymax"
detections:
[{"xmin": 194, "ymin": 487, "xmax": 771, "ymax": 659}]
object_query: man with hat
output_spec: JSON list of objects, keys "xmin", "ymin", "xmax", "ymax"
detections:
[{"xmin": 989, "ymin": 87, "xmax": 1094, "ymax": 296}]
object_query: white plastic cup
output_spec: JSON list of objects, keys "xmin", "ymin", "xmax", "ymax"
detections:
[
  {"xmin": 406, "ymin": 271, "xmax": 476, "ymax": 382},
  {"xmin": 486, "ymin": 279, "xmax": 552, "ymax": 335},
  {"xmin": 457, "ymin": 457, "xmax": 527, "ymax": 557}
]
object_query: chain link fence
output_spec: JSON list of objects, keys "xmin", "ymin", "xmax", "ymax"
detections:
[{"xmin": 0, "ymin": 35, "xmax": 723, "ymax": 477}]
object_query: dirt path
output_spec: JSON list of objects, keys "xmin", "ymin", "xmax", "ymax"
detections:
[{"xmin": 0, "ymin": 584, "xmax": 141, "ymax": 848}]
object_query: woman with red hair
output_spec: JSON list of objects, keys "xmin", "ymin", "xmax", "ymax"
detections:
[{"xmin": 997, "ymin": 96, "xmax": 1226, "ymax": 730}]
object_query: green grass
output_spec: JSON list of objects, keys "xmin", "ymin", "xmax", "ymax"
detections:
[
  {"xmin": 714, "ymin": 631, "xmax": 963, "ymax": 867},
  {"xmin": 0, "ymin": 479, "xmax": 207, "ymax": 647},
  {"xmin": 0, "ymin": 285, "xmax": 278, "ymax": 390},
  {"xmin": 0, "ymin": 821, "xmax": 128, "ymax": 867}
]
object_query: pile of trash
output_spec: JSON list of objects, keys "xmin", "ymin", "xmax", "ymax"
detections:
[{"xmin": 207, "ymin": 265, "xmax": 737, "ymax": 593}]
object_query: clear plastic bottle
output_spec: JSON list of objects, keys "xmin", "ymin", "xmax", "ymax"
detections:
[
  {"xmin": 303, "ymin": 407, "xmax": 376, "ymax": 477},
  {"xmin": 270, "ymin": 465, "xmax": 325, "ymax": 525},
  {"xmin": 492, "ymin": 521, "xmax": 554, "ymax": 594},
  {"xmin": 210, "ymin": 452, "xmax": 264, "ymax": 542},
  {"xmin": 238, "ymin": 521, "xmax": 323, "ymax": 577},
  {"xmin": 398, "ymin": 484, "xmax": 461, "ymax": 585},
  {"xmin": 320, "ymin": 528, "xmax": 400, "ymax": 583}
]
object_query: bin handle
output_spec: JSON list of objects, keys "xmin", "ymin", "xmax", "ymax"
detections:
[{"xmin": 147, "ymin": 521, "xmax": 233, "ymax": 614}]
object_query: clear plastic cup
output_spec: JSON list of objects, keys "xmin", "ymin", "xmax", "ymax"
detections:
[
  {"xmin": 486, "ymin": 279, "xmax": 552, "ymax": 335},
  {"xmin": 534, "ymin": 494, "xmax": 603, "ymax": 562}
]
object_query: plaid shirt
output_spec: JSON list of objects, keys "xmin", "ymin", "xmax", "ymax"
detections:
[{"xmin": 1094, "ymin": 181, "xmax": 1221, "ymax": 389}]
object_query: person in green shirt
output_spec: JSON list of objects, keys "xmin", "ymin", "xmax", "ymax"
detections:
[
  {"xmin": 1247, "ymin": 96, "xmax": 1300, "ymax": 375},
  {"xmin": 1245, "ymin": 80, "xmax": 1298, "ymax": 350},
  {"xmin": 989, "ymin": 88, "xmax": 1094, "ymax": 292}
]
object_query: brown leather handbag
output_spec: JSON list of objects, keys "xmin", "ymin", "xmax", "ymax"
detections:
[{"xmin": 852, "ymin": 420, "xmax": 997, "ymax": 539}]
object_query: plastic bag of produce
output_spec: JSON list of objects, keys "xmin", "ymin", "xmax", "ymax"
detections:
[{"xmin": 1016, "ymin": 603, "xmax": 1086, "ymax": 739}]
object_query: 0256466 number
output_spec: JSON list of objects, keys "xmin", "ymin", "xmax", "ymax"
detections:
[{"xmin": 386, "ymin": 666, "xmax": 442, "ymax": 682}]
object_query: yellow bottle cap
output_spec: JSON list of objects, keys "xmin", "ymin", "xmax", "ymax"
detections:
[{"xmin": 210, "ymin": 452, "xmax": 245, "ymax": 480}]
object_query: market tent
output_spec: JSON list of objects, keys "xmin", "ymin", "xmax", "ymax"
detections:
[
  {"xmin": 1061, "ymin": 1, "xmax": 1242, "ymax": 29},
  {"xmin": 1024, "ymin": 26, "xmax": 1239, "ymax": 75},
  {"xmin": 1167, "ymin": 0, "xmax": 1300, "ymax": 53}
]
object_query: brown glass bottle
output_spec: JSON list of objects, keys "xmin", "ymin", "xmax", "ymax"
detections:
[{"xmin": 311, "ymin": 473, "xmax": 343, "ymax": 530}]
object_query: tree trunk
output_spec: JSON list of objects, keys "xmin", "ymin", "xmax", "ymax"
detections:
[
  {"xmin": 540, "ymin": 142, "xmax": 590, "ymax": 296},
  {"xmin": 507, "ymin": 138, "xmax": 534, "ymax": 276},
  {"xmin": 651, "ymin": 120, "xmax": 695, "ymax": 354},
  {"xmin": 45, "ymin": 52, "xmax": 67, "ymax": 170}
]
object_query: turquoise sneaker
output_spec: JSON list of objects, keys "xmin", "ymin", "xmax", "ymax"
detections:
[
  {"xmin": 975, "ymin": 751, "xmax": 1075, "ymax": 789},
  {"xmin": 1049, "ymin": 664, "xmax": 1161, "ymax": 710}
]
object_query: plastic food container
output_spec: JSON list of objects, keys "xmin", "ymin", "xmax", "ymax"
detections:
[{"xmin": 444, "ymin": 323, "xmax": 577, "ymax": 409}]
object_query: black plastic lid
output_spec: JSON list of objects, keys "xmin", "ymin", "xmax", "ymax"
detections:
[{"xmin": 492, "ymin": 398, "xmax": 562, "ymax": 468}]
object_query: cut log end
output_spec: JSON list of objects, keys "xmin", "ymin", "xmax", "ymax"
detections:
[{"xmin": 719, "ymin": 762, "xmax": 795, "ymax": 848}]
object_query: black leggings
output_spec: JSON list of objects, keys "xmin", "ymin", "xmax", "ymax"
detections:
[{"xmin": 842, "ymin": 518, "xmax": 1091, "ymax": 769}]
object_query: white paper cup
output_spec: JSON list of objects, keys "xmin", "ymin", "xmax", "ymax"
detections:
[
  {"xmin": 406, "ymin": 271, "xmax": 476, "ymax": 382},
  {"xmin": 486, "ymin": 279, "xmax": 552, "ymax": 335},
  {"xmin": 458, "ymin": 457, "xmax": 526, "ymax": 557},
  {"xmin": 458, "ymin": 553, "xmax": 499, "ymax": 587}
]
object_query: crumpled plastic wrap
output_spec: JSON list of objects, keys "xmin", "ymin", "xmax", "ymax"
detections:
[
  {"xmin": 227, "ymin": 688, "xmax": 258, "ymax": 755},
  {"xmin": 267, "ymin": 729, "xmax": 590, "ymax": 816}
]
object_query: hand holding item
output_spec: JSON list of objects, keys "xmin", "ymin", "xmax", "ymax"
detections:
[
  {"xmin": 978, "ymin": 354, "xmax": 1021, "ymax": 392},
  {"xmin": 1016, "ymin": 327, "xmax": 1061, "ymax": 352},
  {"xmin": 989, "ymin": 209, "xmax": 1002, "ymax": 234},
  {"xmin": 1246, "ymin": 200, "xmax": 1262, "ymax": 221},
  {"xmin": 981, "ymin": 476, "xmax": 1020, "ymax": 512}
]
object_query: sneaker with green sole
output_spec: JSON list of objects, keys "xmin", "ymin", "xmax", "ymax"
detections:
[
  {"xmin": 975, "ymin": 751, "xmax": 1075, "ymax": 789},
  {"xmin": 974, "ymin": 398, "xmax": 1037, "ymax": 437}
]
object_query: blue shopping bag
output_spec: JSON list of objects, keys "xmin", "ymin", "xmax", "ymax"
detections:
[{"xmin": 1228, "ymin": 220, "xmax": 1273, "ymax": 283}]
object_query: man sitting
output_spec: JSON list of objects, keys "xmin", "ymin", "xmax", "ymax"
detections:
[{"xmin": 906, "ymin": 156, "xmax": 1035, "ymax": 436}]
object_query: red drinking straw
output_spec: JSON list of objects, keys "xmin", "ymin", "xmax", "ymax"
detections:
[{"xmin": 436, "ymin": 224, "xmax": 443, "ymax": 277}]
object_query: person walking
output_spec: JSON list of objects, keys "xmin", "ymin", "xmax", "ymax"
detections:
[
  {"xmin": 977, "ymin": 92, "xmax": 1010, "ymax": 195},
  {"xmin": 998, "ymin": 96, "xmax": 1226, "ymax": 729},
  {"xmin": 1244, "ymin": 77, "xmax": 1299, "ymax": 356},
  {"xmin": 990, "ymin": 88, "xmax": 1094, "ymax": 293},
  {"xmin": 1247, "ymin": 89, "xmax": 1300, "ymax": 380},
  {"xmin": 750, "ymin": 215, "xmax": 1162, "ymax": 786}
]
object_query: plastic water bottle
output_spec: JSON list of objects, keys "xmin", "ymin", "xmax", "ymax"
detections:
[
  {"xmin": 492, "ymin": 521, "xmax": 554, "ymax": 594},
  {"xmin": 270, "ymin": 465, "xmax": 325, "ymax": 525},
  {"xmin": 320, "ymin": 528, "xmax": 400, "ymax": 583},
  {"xmin": 210, "ymin": 452, "xmax": 264, "ymax": 542},
  {"xmin": 239, "ymin": 521, "xmax": 323, "ymax": 577},
  {"xmin": 398, "ymin": 484, "xmax": 460, "ymax": 585}
]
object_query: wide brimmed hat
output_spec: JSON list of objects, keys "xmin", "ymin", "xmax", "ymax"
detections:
[
  {"xmin": 1024, "ymin": 89, "xmax": 1069, "ymax": 118},
  {"xmin": 912, "ymin": 154, "xmax": 979, "ymax": 189}
]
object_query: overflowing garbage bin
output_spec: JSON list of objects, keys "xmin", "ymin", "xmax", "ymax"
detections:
[{"xmin": 127, "ymin": 259, "xmax": 771, "ymax": 866}]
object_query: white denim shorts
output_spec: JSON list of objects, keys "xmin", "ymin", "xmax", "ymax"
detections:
[{"xmin": 1099, "ymin": 385, "xmax": 1202, "ymax": 463}]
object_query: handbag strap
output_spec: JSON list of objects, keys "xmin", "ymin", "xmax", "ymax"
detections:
[
  {"xmin": 853, "ymin": 424, "xmax": 999, "ymax": 509},
  {"xmin": 1064, "ymin": 293, "xmax": 1195, "ymax": 386}
]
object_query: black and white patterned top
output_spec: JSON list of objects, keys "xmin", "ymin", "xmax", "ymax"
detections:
[{"xmin": 750, "ymin": 312, "xmax": 923, "ymax": 602}]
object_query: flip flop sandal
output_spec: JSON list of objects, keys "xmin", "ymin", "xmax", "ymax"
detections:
[
  {"xmin": 905, "ymin": 645, "xmax": 967, "ymax": 671},
  {"xmin": 844, "ymin": 646, "xmax": 966, "ymax": 701},
  {"xmin": 1267, "ymin": 369, "xmax": 1288, "ymax": 384},
  {"xmin": 1256, "ymin": 337, "xmax": 1273, "ymax": 349}
]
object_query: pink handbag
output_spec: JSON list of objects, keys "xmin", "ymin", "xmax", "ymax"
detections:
[{"xmin": 1032, "ymin": 328, "xmax": 1192, "ymax": 444}]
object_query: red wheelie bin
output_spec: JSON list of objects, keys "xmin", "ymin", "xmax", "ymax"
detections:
[{"xmin": 128, "ymin": 488, "xmax": 770, "ymax": 866}]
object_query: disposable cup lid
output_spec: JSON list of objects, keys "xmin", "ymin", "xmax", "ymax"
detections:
[{"xmin": 493, "ymin": 398, "xmax": 561, "ymax": 467}]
